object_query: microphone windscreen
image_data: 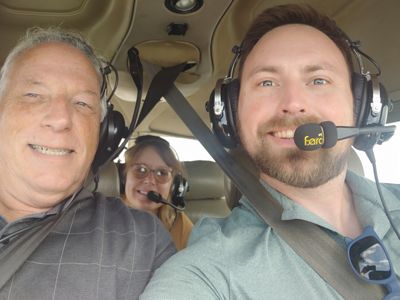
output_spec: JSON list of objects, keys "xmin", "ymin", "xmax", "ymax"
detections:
[
  {"xmin": 320, "ymin": 121, "xmax": 338, "ymax": 148},
  {"xmin": 294, "ymin": 123, "xmax": 324, "ymax": 151},
  {"xmin": 147, "ymin": 191, "xmax": 162, "ymax": 203}
]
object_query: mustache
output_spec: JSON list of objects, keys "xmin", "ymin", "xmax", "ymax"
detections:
[{"xmin": 257, "ymin": 116, "xmax": 321, "ymax": 137}]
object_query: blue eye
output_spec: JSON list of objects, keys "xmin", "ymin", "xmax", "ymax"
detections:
[
  {"xmin": 260, "ymin": 80, "xmax": 274, "ymax": 87},
  {"xmin": 24, "ymin": 92, "xmax": 40, "ymax": 98},
  {"xmin": 74, "ymin": 100, "xmax": 94, "ymax": 110},
  {"xmin": 76, "ymin": 100, "xmax": 89, "ymax": 107},
  {"xmin": 313, "ymin": 78, "xmax": 328, "ymax": 85}
]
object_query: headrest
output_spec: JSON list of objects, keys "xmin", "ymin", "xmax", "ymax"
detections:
[
  {"xmin": 223, "ymin": 147, "xmax": 259, "ymax": 210},
  {"xmin": 184, "ymin": 160, "xmax": 225, "ymax": 200},
  {"xmin": 85, "ymin": 161, "xmax": 121, "ymax": 197}
]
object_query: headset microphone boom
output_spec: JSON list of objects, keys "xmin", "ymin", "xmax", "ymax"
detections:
[
  {"xmin": 147, "ymin": 191, "xmax": 185, "ymax": 211},
  {"xmin": 293, "ymin": 120, "xmax": 400, "ymax": 241},
  {"xmin": 294, "ymin": 121, "xmax": 396, "ymax": 151}
]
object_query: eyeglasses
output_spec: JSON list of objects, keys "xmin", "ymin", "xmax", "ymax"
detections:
[
  {"xmin": 346, "ymin": 226, "xmax": 400, "ymax": 299},
  {"xmin": 130, "ymin": 163, "xmax": 172, "ymax": 184}
]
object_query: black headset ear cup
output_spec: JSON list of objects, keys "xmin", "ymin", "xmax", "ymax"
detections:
[
  {"xmin": 208, "ymin": 78, "xmax": 240, "ymax": 148},
  {"xmin": 226, "ymin": 78, "xmax": 240, "ymax": 133},
  {"xmin": 170, "ymin": 174, "xmax": 188, "ymax": 208},
  {"xmin": 92, "ymin": 109, "xmax": 128, "ymax": 170},
  {"xmin": 352, "ymin": 72, "xmax": 368, "ymax": 127},
  {"xmin": 352, "ymin": 72, "xmax": 390, "ymax": 151}
]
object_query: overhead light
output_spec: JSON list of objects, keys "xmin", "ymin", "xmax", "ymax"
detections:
[{"xmin": 165, "ymin": 0, "xmax": 203, "ymax": 14}]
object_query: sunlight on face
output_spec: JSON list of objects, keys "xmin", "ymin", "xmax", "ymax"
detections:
[
  {"xmin": 237, "ymin": 24, "xmax": 354, "ymax": 187},
  {"xmin": 0, "ymin": 42, "xmax": 101, "ymax": 212}
]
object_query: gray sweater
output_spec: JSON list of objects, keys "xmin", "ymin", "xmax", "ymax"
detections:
[{"xmin": 0, "ymin": 188, "xmax": 176, "ymax": 299}]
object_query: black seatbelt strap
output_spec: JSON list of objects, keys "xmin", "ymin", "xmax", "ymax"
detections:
[
  {"xmin": 136, "ymin": 63, "xmax": 187, "ymax": 127},
  {"xmin": 0, "ymin": 213, "xmax": 64, "ymax": 289},
  {"xmin": 143, "ymin": 65, "xmax": 385, "ymax": 300},
  {"xmin": 0, "ymin": 189, "xmax": 85, "ymax": 290}
]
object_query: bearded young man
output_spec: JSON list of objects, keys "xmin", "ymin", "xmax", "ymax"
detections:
[{"xmin": 141, "ymin": 4, "xmax": 400, "ymax": 299}]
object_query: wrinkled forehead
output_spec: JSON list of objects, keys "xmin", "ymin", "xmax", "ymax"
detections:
[
  {"xmin": 5, "ymin": 42, "xmax": 103, "ymax": 89},
  {"xmin": 23, "ymin": 42, "xmax": 98, "ymax": 72}
]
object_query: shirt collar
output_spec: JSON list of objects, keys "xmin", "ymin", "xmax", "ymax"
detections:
[
  {"xmin": 8, "ymin": 187, "xmax": 91, "ymax": 222},
  {"xmin": 240, "ymin": 171, "xmax": 396, "ymax": 238},
  {"xmin": 0, "ymin": 187, "xmax": 93, "ymax": 240},
  {"xmin": 345, "ymin": 170, "xmax": 396, "ymax": 239}
]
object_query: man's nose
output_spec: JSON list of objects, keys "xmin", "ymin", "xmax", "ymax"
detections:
[
  {"xmin": 279, "ymin": 83, "xmax": 307, "ymax": 116},
  {"xmin": 41, "ymin": 96, "xmax": 73, "ymax": 132}
]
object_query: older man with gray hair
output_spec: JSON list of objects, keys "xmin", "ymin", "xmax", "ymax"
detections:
[{"xmin": 0, "ymin": 27, "xmax": 175, "ymax": 299}]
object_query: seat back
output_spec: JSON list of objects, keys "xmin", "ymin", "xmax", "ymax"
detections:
[
  {"xmin": 223, "ymin": 147, "xmax": 259, "ymax": 210},
  {"xmin": 184, "ymin": 160, "xmax": 230, "ymax": 224},
  {"xmin": 85, "ymin": 162, "xmax": 121, "ymax": 197}
]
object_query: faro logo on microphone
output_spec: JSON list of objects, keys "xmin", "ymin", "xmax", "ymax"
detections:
[{"xmin": 304, "ymin": 132, "xmax": 324, "ymax": 146}]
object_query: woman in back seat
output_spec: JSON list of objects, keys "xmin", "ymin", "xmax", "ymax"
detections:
[{"xmin": 123, "ymin": 135, "xmax": 193, "ymax": 250}]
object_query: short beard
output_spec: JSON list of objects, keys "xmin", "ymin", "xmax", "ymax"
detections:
[
  {"xmin": 239, "ymin": 117, "xmax": 350, "ymax": 188},
  {"xmin": 252, "ymin": 145, "xmax": 349, "ymax": 188}
]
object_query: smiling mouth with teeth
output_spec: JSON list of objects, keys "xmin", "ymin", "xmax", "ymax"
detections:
[
  {"xmin": 271, "ymin": 130, "xmax": 295, "ymax": 139},
  {"xmin": 29, "ymin": 144, "xmax": 73, "ymax": 156}
]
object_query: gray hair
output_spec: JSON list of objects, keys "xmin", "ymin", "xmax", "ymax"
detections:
[{"xmin": 0, "ymin": 26, "xmax": 108, "ymax": 120}]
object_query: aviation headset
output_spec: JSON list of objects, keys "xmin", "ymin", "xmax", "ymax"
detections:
[
  {"xmin": 92, "ymin": 46, "xmax": 145, "ymax": 173},
  {"xmin": 92, "ymin": 64, "xmax": 129, "ymax": 171},
  {"xmin": 122, "ymin": 135, "xmax": 189, "ymax": 209},
  {"xmin": 170, "ymin": 173, "xmax": 188, "ymax": 209},
  {"xmin": 207, "ymin": 31, "xmax": 390, "ymax": 152}
]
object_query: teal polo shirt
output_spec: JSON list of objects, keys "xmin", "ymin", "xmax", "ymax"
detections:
[{"xmin": 141, "ymin": 171, "xmax": 400, "ymax": 299}]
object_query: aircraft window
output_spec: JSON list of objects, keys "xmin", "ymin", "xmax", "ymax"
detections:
[
  {"xmin": 355, "ymin": 121, "xmax": 400, "ymax": 184},
  {"xmin": 162, "ymin": 136, "xmax": 214, "ymax": 161},
  {"xmin": 113, "ymin": 136, "xmax": 213, "ymax": 164},
  {"xmin": 114, "ymin": 138, "xmax": 127, "ymax": 163}
]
